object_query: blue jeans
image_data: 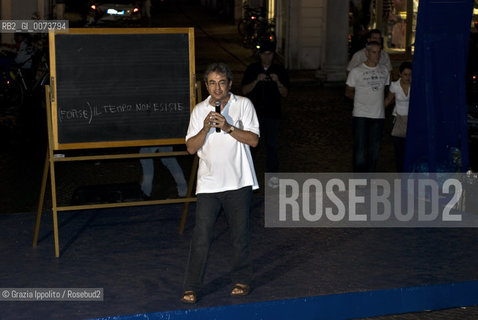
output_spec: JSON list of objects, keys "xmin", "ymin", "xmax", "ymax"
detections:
[
  {"xmin": 184, "ymin": 186, "xmax": 253, "ymax": 293},
  {"xmin": 353, "ymin": 117, "xmax": 384, "ymax": 172}
]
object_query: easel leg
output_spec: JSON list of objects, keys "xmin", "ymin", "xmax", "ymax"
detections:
[
  {"xmin": 179, "ymin": 155, "xmax": 198, "ymax": 234},
  {"xmin": 179, "ymin": 203, "xmax": 190, "ymax": 235},
  {"xmin": 49, "ymin": 155, "xmax": 60, "ymax": 257},
  {"xmin": 33, "ymin": 150, "xmax": 50, "ymax": 247},
  {"xmin": 38, "ymin": 84, "xmax": 60, "ymax": 257},
  {"xmin": 53, "ymin": 209, "xmax": 60, "ymax": 258}
]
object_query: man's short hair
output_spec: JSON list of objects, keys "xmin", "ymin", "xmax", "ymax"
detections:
[
  {"xmin": 203, "ymin": 62, "xmax": 233, "ymax": 83},
  {"xmin": 367, "ymin": 29, "xmax": 382, "ymax": 39},
  {"xmin": 365, "ymin": 41, "xmax": 381, "ymax": 51}
]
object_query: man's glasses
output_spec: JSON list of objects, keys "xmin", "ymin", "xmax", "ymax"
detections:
[{"xmin": 208, "ymin": 80, "xmax": 228, "ymax": 87}]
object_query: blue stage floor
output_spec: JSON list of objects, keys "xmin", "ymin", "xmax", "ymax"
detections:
[{"xmin": 1, "ymin": 198, "xmax": 478, "ymax": 319}]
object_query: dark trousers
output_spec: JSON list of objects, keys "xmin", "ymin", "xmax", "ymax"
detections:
[
  {"xmin": 261, "ymin": 117, "xmax": 280, "ymax": 173},
  {"xmin": 353, "ymin": 117, "xmax": 384, "ymax": 172},
  {"xmin": 183, "ymin": 186, "xmax": 253, "ymax": 293},
  {"xmin": 393, "ymin": 136, "xmax": 406, "ymax": 172}
]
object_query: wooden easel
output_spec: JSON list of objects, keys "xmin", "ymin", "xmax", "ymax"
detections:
[
  {"xmin": 33, "ymin": 83, "xmax": 201, "ymax": 257},
  {"xmin": 33, "ymin": 28, "xmax": 201, "ymax": 257}
]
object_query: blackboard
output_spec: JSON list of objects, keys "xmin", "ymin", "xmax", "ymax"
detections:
[{"xmin": 49, "ymin": 28, "xmax": 195, "ymax": 150}]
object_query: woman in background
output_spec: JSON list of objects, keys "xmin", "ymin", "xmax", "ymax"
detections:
[{"xmin": 385, "ymin": 61, "xmax": 412, "ymax": 172}]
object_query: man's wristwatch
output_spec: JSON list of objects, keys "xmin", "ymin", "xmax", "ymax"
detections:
[{"xmin": 227, "ymin": 125, "xmax": 235, "ymax": 134}]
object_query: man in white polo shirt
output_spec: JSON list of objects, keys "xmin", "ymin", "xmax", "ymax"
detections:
[
  {"xmin": 182, "ymin": 63, "xmax": 260, "ymax": 303},
  {"xmin": 346, "ymin": 41, "xmax": 390, "ymax": 172}
]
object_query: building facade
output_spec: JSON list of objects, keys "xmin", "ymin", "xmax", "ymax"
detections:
[
  {"xmin": 206, "ymin": 0, "xmax": 421, "ymax": 81},
  {"xmin": 205, "ymin": 0, "xmax": 350, "ymax": 80},
  {"xmin": 2, "ymin": 0, "xmax": 429, "ymax": 83}
]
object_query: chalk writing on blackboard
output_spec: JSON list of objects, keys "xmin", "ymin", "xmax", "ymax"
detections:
[{"xmin": 59, "ymin": 101, "xmax": 185, "ymax": 124}]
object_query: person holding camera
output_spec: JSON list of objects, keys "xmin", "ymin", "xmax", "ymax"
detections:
[{"xmin": 241, "ymin": 40, "xmax": 288, "ymax": 188}]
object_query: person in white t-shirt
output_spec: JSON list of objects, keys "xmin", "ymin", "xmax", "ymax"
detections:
[
  {"xmin": 182, "ymin": 63, "xmax": 260, "ymax": 304},
  {"xmin": 385, "ymin": 61, "xmax": 412, "ymax": 171},
  {"xmin": 347, "ymin": 29, "xmax": 392, "ymax": 73},
  {"xmin": 346, "ymin": 41, "xmax": 390, "ymax": 172}
]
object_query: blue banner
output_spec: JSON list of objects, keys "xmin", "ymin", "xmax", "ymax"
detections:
[{"xmin": 404, "ymin": 0, "xmax": 474, "ymax": 172}]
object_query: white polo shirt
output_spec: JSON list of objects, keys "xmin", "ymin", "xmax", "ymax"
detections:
[{"xmin": 186, "ymin": 93, "xmax": 260, "ymax": 194}]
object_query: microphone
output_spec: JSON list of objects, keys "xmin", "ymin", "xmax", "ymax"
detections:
[{"xmin": 214, "ymin": 100, "xmax": 221, "ymax": 132}]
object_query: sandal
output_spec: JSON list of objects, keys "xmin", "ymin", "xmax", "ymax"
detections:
[
  {"xmin": 231, "ymin": 283, "xmax": 250, "ymax": 296},
  {"xmin": 181, "ymin": 290, "xmax": 197, "ymax": 304}
]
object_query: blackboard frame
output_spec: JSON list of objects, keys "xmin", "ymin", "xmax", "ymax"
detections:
[
  {"xmin": 33, "ymin": 82, "xmax": 201, "ymax": 257},
  {"xmin": 49, "ymin": 28, "xmax": 196, "ymax": 150}
]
